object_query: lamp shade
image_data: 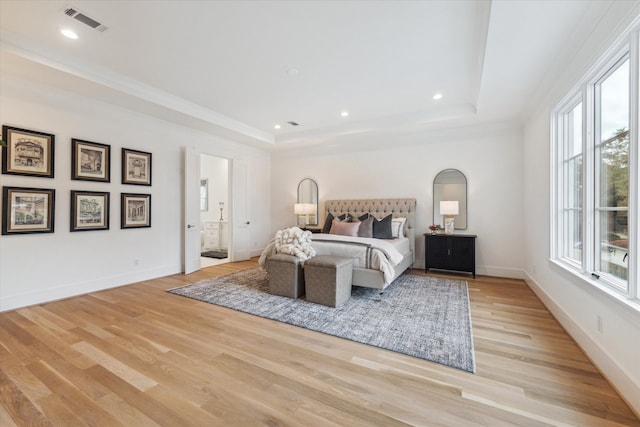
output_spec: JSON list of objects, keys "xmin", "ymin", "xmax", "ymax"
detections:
[
  {"xmin": 295, "ymin": 203, "xmax": 315, "ymax": 214},
  {"xmin": 294, "ymin": 203, "xmax": 306, "ymax": 214},
  {"xmin": 440, "ymin": 200, "xmax": 459, "ymax": 216}
]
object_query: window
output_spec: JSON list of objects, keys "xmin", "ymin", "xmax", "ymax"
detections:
[
  {"xmin": 595, "ymin": 58, "xmax": 629, "ymax": 287},
  {"xmin": 562, "ymin": 101, "xmax": 583, "ymax": 266},
  {"xmin": 552, "ymin": 26, "xmax": 638, "ymax": 304}
]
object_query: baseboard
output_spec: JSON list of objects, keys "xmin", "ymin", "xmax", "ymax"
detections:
[
  {"xmin": 524, "ymin": 272, "xmax": 640, "ymax": 416},
  {"xmin": 251, "ymin": 248, "xmax": 265, "ymax": 258},
  {"xmin": 477, "ymin": 266, "xmax": 524, "ymax": 279},
  {"xmin": 412, "ymin": 263, "xmax": 524, "ymax": 280},
  {"xmin": 0, "ymin": 264, "xmax": 182, "ymax": 312}
]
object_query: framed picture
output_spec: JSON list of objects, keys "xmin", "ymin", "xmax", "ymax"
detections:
[
  {"xmin": 70, "ymin": 190, "xmax": 110, "ymax": 232},
  {"xmin": 122, "ymin": 148, "xmax": 152, "ymax": 186},
  {"xmin": 121, "ymin": 193, "xmax": 151, "ymax": 228},
  {"xmin": 2, "ymin": 186, "xmax": 55, "ymax": 235},
  {"xmin": 2, "ymin": 125, "xmax": 55, "ymax": 178},
  {"xmin": 71, "ymin": 139, "xmax": 110, "ymax": 182}
]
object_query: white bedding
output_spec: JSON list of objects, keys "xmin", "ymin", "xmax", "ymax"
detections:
[
  {"xmin": 311, "ymin": 234, "xmax": 407, "ymax": 284},
  {"xmin": 259, "ymin": 233, "xmax": 408, "ymax": 285},
  {"xmin": 311, "ymin": 234, "xmax": 407, "ymax": 263},
  {"xmin": 387, "ymin": 236, "xmax": 411, "ymax": 256}
]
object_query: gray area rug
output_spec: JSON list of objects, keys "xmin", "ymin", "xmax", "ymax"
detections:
[{"xmin": 169, "ymin": 268, "xmax": 475, "ymax": 373}]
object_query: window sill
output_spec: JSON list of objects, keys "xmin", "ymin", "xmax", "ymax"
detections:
[{"xmin": 549, "ymin": 259, "xmax": 640, "ymax": 317}]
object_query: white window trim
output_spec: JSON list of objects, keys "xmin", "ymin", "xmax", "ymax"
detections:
[
  {"xmin": 550, "ymin": 19, "xmax": 639, "ymax": 310},
  {"xmin": 628, "ymin": 29, "xmax": 639, "ymax": 302}
]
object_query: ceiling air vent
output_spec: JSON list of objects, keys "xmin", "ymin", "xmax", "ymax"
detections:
[{"xmin": 64, "ymin": 7, "xmax": 109, "ymax": 32}]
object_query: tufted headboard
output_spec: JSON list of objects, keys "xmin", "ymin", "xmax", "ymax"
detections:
[{"xmin": 323, "ymin": 198, "xmax": 417, "ymax": 262}]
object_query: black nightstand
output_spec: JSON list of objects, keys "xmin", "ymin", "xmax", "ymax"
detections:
[{"xmin": 424, "ymin": 233, "xmax": 477, "ymax": 278}]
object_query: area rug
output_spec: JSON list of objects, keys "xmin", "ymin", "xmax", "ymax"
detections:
[
  {"xmin": 201, "ymin": 250, "xmax": 228, "ymax": 259},
  {"xmin": 168, "ymin": 267, "xmax": 475, "ymax": 373}
]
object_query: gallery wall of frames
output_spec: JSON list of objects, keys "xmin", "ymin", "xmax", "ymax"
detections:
[{"xmin": 1, "ymin": 124, "xmax": 152, "ymax": 235}]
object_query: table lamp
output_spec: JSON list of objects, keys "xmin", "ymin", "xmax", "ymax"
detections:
[{"xmin": 440, "ymin": 200, "xmax": 459, "ymax": 234}]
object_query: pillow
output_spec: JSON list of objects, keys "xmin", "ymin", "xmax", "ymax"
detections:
[
  {"xmin": 391, "ymin": 217, "xmax": 407, "ymax": 238},
  {"xmin": 358, "ymin": 216, "xmax": 374, "ymax": 238},
  {"xmin": 372, "ymin": 214, "xmax": 393, "ymax": 239},
  {"xmin": 321, "ymin": 213, "xmax": 347, "ymax": 234},
  {"xmin": 345, "ymin": 213, "xmax": 372, "ymax": 237},
  {"xmin": 349, "ymin": 213, "xmax": 369, "ymax": 222},
  {"xmin": 329, "ymin": 218, "xmax": 360, "ymax": 237}
]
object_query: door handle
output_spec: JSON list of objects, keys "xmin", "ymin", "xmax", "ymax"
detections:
[
  {"xmin": 187, "ymin": 224, "xmax": 195, "ymax": 229},
  {"xmin": 245, "ymin": 221, "xmax": 250, "ymax": 225}
]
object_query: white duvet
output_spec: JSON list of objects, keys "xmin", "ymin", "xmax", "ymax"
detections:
[{"xmin": 260, "ymin": 233, "xmax": 408, "ymax": 284}]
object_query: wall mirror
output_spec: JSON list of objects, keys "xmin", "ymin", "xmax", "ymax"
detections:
[
  {"xmin": 297, "ymin": 178, "xmax": 318, "ymax": 226},
  {"xmin": 200, "ymin": 179, "xmax": 208, "ymax": 211},
  {"xmin": 433, "ymin": 169, "xmax": 467, "ymax": 230}
]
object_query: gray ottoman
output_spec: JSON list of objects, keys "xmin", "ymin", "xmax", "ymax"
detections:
[
  {"xmin": 304, "ymin": 255, "xmax": 354, "ymax": 307},
  {"xmin": 267, "ymin": 254, "xmax": 305, "ymax": 298}
]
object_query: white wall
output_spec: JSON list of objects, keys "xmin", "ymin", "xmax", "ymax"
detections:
[
  {"xmin": 272, "ymin": 121, "xmax": 525, "ymax": 278},
  {"xmin": 0, "ymin": 75, "xmax": 272, "ymax": 311},
  {"xmin": 522, "ymin": 4, "xmax": 640, "ymax": 413}
]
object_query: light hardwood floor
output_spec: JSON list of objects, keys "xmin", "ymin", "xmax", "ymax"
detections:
[{"xmin": 1, "ymin": 259, "xmax": 638, "ymax": 426}]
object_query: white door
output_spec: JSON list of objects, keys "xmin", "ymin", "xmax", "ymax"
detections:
[
  {"xmin": 231, "ymin": 159, "xmax": 250, "ymax": 261},
  {"xmin": 183, "ymin": 146, "xmax": 201, "ymax": 273}
]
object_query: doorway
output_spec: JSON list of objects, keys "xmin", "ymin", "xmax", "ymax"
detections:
[{"xmin": 199, "ymin": 153, "xmax": 230, "ymax": 268}]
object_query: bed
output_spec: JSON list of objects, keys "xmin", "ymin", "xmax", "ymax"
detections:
[
  {"xmin": 315, "ymin": 198, "xmax": 416, "ymax": 290},
  {"xmin": 261, "ymin": 198, "xmax": 416, "ymax": 291}
]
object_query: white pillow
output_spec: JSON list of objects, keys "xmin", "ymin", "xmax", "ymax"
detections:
[{"xmin": 391, "ymin": 217, "xmax": 407, "ymax": 238}]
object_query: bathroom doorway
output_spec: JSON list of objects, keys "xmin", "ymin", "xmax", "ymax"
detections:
[{"xmin": 199, "ymin": 153, "xmax": 230, "ymax": 268}]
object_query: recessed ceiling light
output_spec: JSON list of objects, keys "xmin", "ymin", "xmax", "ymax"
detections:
[
  {"xmin": 433, "ymin": 93, "xmax": 443, "ymax": 100},
  {"xmin": 341, "ymin": 111, "xmax": 349, "ymax": 117},
  {"xmin": 61, "ymin": 28, "xmax": 78, "ymax": 39},
  {"xmin": 274, "ymin": 124, "xmax": 281, "ymax": 130}
]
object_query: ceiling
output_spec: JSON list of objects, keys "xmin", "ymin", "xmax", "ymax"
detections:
[{"xmin": 0, "ymin": 0, "xmax": 616, "ymax": 148}]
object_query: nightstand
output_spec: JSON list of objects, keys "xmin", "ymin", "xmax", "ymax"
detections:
[{"xmin": 424, "ymin": 233, "xmax": 477, "ymax": 278}]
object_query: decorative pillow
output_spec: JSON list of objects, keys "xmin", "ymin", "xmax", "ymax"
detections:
[
  {"xmin": 322, "ymin": 213, "xmax": 347, "ymax": 234},
  {"xmin": 391, "ymin": 217, "xmax": 407, "ymax": 238},
  {"xmin": 329, "ymin": 218, "xmax": 360, "ymax": 237},
  {"xmin": 372, "ymin": 214, "xmax": 393, "ymax": 239},
  {"xmin": 358, "ymin": 216, "xmax": 374, "ymax": 238},
  {"xmin": 349, "ymin": 213, "xmax": 369, "ymax": 222}
]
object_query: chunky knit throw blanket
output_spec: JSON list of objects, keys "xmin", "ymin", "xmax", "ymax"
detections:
[{"xmin": 274, "ymin": 227, "xmax": 316, "ymax": 260}]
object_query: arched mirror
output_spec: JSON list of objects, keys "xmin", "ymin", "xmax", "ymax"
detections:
[
  {"xmin": 433, "ymin": 169, "xmax": 467, "ymax": 230},
  {"xmin": 296, "ymin": 178, "xmax": 318, "ymax": 226}
]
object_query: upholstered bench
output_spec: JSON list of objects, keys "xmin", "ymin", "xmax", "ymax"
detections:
[
  {"xmin": 266, "ymin": 254, "xmax": 305, "ymax": 298},
  {"xmin": 304, "ymin": 255, "xmax": 354, "ymax": 307}
]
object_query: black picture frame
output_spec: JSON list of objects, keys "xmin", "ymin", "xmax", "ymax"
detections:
[
  {"xmin": 121, "ymin": 148, "xmax": 152, "ymax": 186},
  {"xmin": 121, "ymin": 193, "xmax": 151, "ymax": 228},
  {"xmin": 70, "ymin": 190, "xmax": 110, "ymax": 232},
  {"xmin": 2, "ymin": 125, "xmax": 55, "ymax": 178},
  {"xmin": 2, "ymin": 186, "xmax": 55, "ymax": 235},
  {"xmin": 71, "ymin": 139, "xmax": 111, "ymax": 182}
]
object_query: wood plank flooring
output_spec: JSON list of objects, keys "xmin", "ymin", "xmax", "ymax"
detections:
[{"xmin": 1, "ymin": 259, "xmax": 638, "ymax": 426}]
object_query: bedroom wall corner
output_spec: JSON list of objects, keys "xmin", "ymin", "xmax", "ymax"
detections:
[
  {"xmin": 520, "ymin": 2, "xmax": 640, "ymax": 412},
  {"xmin": 0, "ymin": 73, "xmax": 272, "ymax": 311}
]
